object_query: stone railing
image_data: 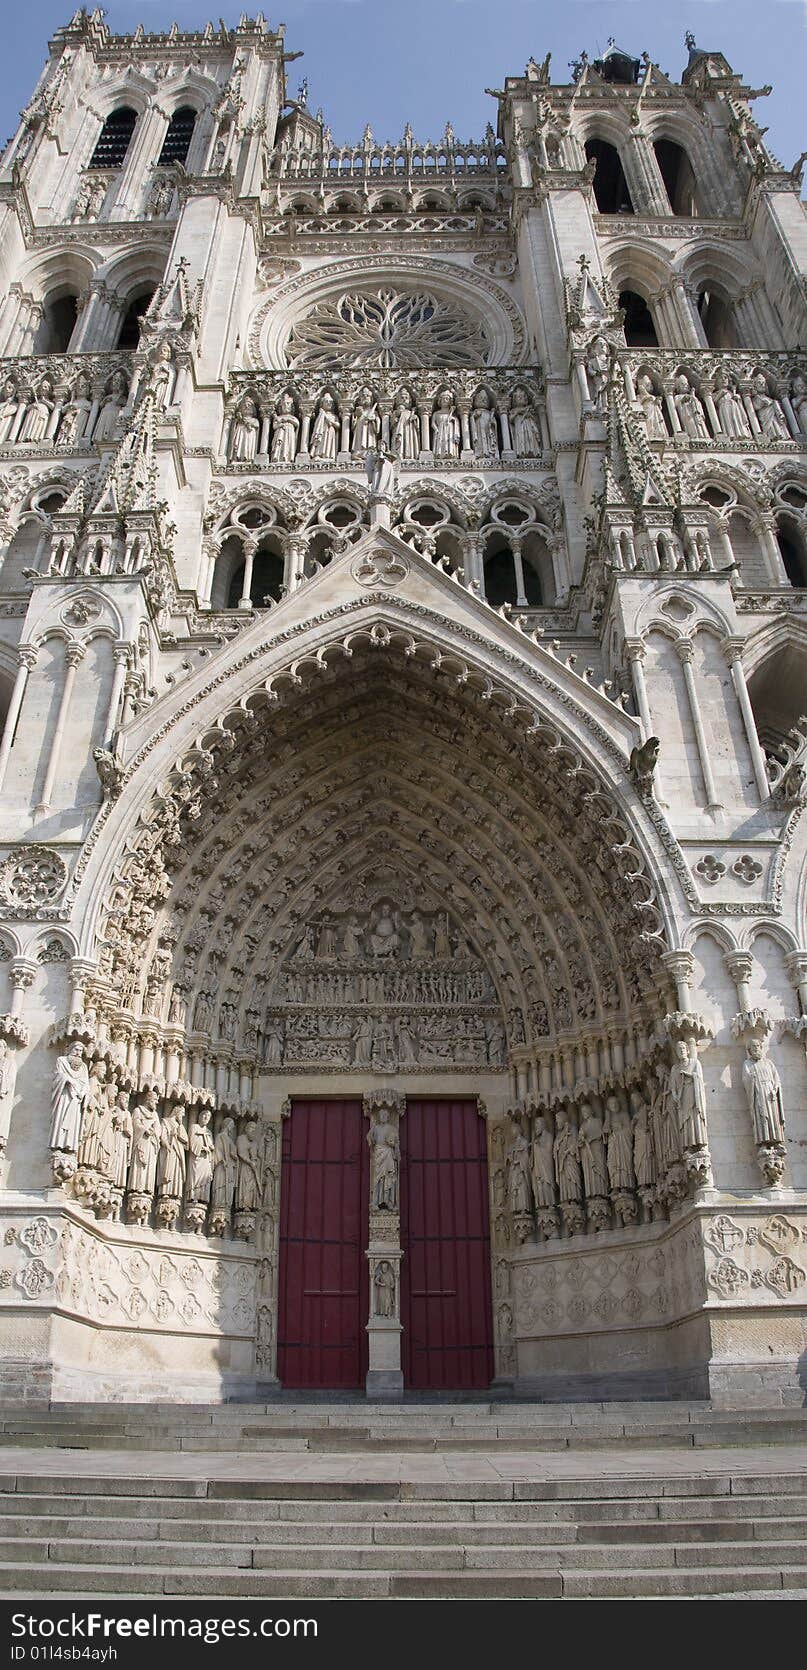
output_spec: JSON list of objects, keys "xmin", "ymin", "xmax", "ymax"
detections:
[
  {"xmin": 0, "ymin": 351, "xmax": 135, "ymax": 452},
  {"xmin": 266, "ymin": 132, "xmax": 508, "ymax": 186},
  {"xmin": 619, "ymin": 348, "xmax": 807, "ymax": 446},
  {"xmin": 221, "ymin": 367, "xmax": 547, "ymax": 469},
  {"xmin": 261, "ymin": 208, "xmax": 510, "ymax": 239}
]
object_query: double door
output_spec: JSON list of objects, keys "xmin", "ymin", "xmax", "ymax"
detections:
[{"xmin": 277, "ymin": 1096, "xmax": 493, "ymax": 1391}]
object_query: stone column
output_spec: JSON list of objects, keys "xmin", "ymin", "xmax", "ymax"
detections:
[
  {"xmin": 363, "ymin": 1088, "xmax": 405, "ymax": 1398},
  {"xmin": 36, "ymin": 640, "xmax": 85, "ymax": 815},
  {"xmin": 721, "ymin": 638, "xmax": 770, "ymax": 802},
  {"xmin": 0, "ymin": 644, "xmax": 37, "ymax": 795},
  {"xmin": 674, "ymin": 639, "xmax": 722, "ymax": 812},
  {"xmin": 255, "ymin": 1115, "xmax": 282, "ymax": 1387}
]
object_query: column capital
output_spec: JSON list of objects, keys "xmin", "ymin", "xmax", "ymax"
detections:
[
  {"xmin": 720, "ymin": 635, "xmax": 746, "ymax": 666},
  {"xmin": 64, "ymin": 641, "xmax": 87, "ymax": 668},
  {"xmin": 624, "ymin": 637, "xmax": 647, "ymax": 665},
  {"xmin": 673, "ymin": 638, "xmax": 695, "ymax": 665},
  {"xmin": 17, "ymin": 643, "xmax": 39, "ymax": 671},
  {"xmin": 785, "ymin": 950, "xmax": 807, "ymax": 984},
  {"xmin": 723, "ymin": 949, "xmax": 755, "ymax": 984}
]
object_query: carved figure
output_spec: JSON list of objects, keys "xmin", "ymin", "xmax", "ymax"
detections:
[
  {"xmin": 506, "ymin": 1119, "xmax": 533, "ymax": 1215},
  {"xmin": 353, "ymin": 1015, "xmax": 373, "ymax": 1067},
  {"xmin": 370, "ymin": 904, "xmax": 400, "ymax": 957},
  {"xmin": 373, "ymin": 1259, "xmax": 396, "ymax": 1318},
  {"xmin": 148, "ymin": 339, "xmax": 175, "ymax": 409},
  {"xmin": 58, "ymin": 374, "xmax": 93, "ymax": 446},
  {"xmin": 553, "ymin": 1106, "xmax": 582, "ymax": 1201},
  {"xmin": 270, "ymin": 391, "xmax": 299, "ymax": 462},
  {"xmin": 76, "ymin": 1060, "xmax": 107, "ymax": 1169},
  {"xmin": 187, "ymin": 1109, "xmax": 214, "ymax": 1203},
  {"xmin": 127, "ymin": 1088, "xmax": 161, "ymax": 1195},
  {"xmin": 19, "ymin": 380, "xmax": 53, "ymax": 444},
  {"xmin": 791, "ymin": 373, "xmax": 807, "ymax": 435},
  {"xmin": 431, "ymin": 390, "xmax": 460, "ymax": 458},
  {"xmin": 94, "ymin": 372, "xmax": 128, "ymax": 442},
  {"xmin": 742, "ymin": 1037, "xmax": 786, "ymax": 1147},
  {"xmin": 366, "ymin": 445, "xmax": 397, "ymax": 497},
  {"xmin": 236, "ymin": 1119, "xmax": 262, "ymax": 1211},
  {"xmin": 584, "ymin": 336, "xmax": 609, "ymax": 410},
  {"xmin": 751, "ymin": 373, "xmax": 790, "ymax": 441},
  {"xmin": 629, "ymin": 735, "xmax": 660, "ymax": 796},
  {"xmin": 0, "ymin": 381, "xmax": 19, "ymax": 444},
  {"xmin": 673, "ymin": 373, "xmax": 710, "ymax": 440},
  {"xmin": 630, "ymin": 1089, "xmax": 656, "ymax": 1189},
  {"xmin": 509, "ymin": 386, "xmax": 542, "ymax": 457},
  {"xmin": 635, "ymin": 372, "xmax": 668, "ymax": 440},
  {"xmin": 229, "ymin": 394, "xmax": 260, "ymax": 462},
  {"xmin": 391, "ymin": 389, "xmax": 420, "ymax": 459},
  {"xmin": 578, "ymin": 1099, "xmax": 610, "ymax": 1198},
  {"xmin": 111, "ymin": 1089, "xmax": 132, "ymax": 1198},
  {"xmin": 49, "ymin": 1043, "xmax": 90, "ymax": 1155},
  {"xmin": 210, "ymin": 1117, "xmax": 238, "ymax": 1217},
  {"xmin": 352, "ymin": 387, "xmax": 380, "ymax": 455},
  {"xmin": 669, "ymin": 1038, "xmax": 709, "ymax": 1152},
  {"xmin": 603, "ymin": 1095, "xmax": 636, "ymax": 1191},
  {"xmin": 712, "ymin": 371, "xmax": 751, "ymax": 439},
  {"xmin": 309, "ymin": 393, "xmax": 339, "ymax": 461},
  {"xmin": 156, "ymin": 1104, "xmax": 188, "ymax": 1199},
  {"xmin": 368, "ymin": 1114, "xmax": 399, "ymax": 1210},
  {"xmin": 0, "ymin": 1038, "xmax": 14, "ymax": 1149},
  {"xmin": 530, "ymin": 1111, "xmax": 556, "ymax": 1206},
  {"xmin": 263, "ymin": 1016, "xmax": 284, "ymax": 1067},
  {"xmin": 470, "ymin": 389, "xmax": 499, "ymax": 460}
]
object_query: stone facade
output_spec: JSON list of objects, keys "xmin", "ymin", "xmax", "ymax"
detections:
[{"xmin": 0, "ymin": 17, "xmax": 805, "ymax": 1403}]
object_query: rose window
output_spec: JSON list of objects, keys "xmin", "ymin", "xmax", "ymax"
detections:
[{"xmin": 285, "ymin": 288, "xmax": 491, "ymax": 369}]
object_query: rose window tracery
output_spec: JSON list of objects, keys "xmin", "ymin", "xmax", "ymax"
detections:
[{"xmin": 285, "ymin": 288, "xmax": 491, "ymax": 369}]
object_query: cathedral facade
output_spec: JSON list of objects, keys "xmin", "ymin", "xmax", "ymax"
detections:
[{"xmin": 0, "ymin": 13, "xmax": 805, "ymax": 1404}]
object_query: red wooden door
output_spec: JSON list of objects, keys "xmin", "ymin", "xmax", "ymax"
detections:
[
  {"xmin": 277, "ymin": 1098, "xmax": 369, "ymax": 1389},
  {"xmin": 400, "ymin": 1098, "xmax": 493, "ymax": 1391}
]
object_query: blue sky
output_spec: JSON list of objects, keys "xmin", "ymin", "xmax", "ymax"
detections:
[{"xmin": 2, "ymin": 0, "xmax": 804, "ymax": 167}]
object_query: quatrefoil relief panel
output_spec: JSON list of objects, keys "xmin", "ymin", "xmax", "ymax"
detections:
[{"xmin": 285, "ymin": 289, "xmax": 492, "ymax": 370}]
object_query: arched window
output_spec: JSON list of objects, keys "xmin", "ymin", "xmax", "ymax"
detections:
[
  {"xmin": 34, "ymin": 292, "xmax": 79, "ymax": 354},
  {"xmin": 653, "ymin": 139, "xmax": 699, "ymax": 216},
  {"xmin": 116, "ymin": 287, "xmax": 156, "ymax": 350},
  {"xmin": 619, "ymin": 289, "xmax": 659, "ymax": 347},
  {"xmin": 585, "ymin": 138, "xmax": 634, "ymax": 214},
  {"xmin": 226, "ymin": 547, "xmax": 285, "ymax": 609},
  {"xmin": 483, "ymin": 538, "xmax": 543, "ymax": 608},
  {"xmin": 157, "ymin": 106, "xmax": 196, "ymax": 167},
  {"xmin": 89, "ymin": 107, "xmax": 137, "ymax": 170},
  {"xmin": 697, "ymin": 288, "xmax": 737, "ymax": 351},
  {"xmin": 776, "ymin": 517, "xmax": 807, "ymax": 587},
  {"xmin": 749, "ymin": 643, "xmax": 807, "ymax": 780}
]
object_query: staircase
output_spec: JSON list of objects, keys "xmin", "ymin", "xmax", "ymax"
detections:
[{"xmin": 0, "ymin": 1402, "xmax": 805, "ymax": 1599}]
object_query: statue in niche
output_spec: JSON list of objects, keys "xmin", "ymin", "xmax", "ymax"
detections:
[
  {"xmin": 187, "ymin": 1109, "xmax": 215, "ymax": 1204},
  {"xmin": 431, "ymin": 390, "xmax": 460, "ymax": 459},
  {"xmin": 147, "ymin": 340, "xmax": 176, "ymax": 409},
  {"xmin": 194, "ymin": 991, "xmax": 214, "ymax": 1033},
  {"xmin": 93, "ymin": 1080, "xmax": 118, "ymax": 1183},
  {"xmin": 742, "ymin": 1037, "xmax": 786, "ymax": 1147},
  {"xmin": 635, "ymin": 372, "xmax": 668, "ymax": 440},
  {"xmin": 486, "ymin": 1019, "xmax": 506, "ymax": 1069},
  {"xmin": 373, "ymin": 1259, "xmax": 396, "ymax": 1318},
  {"xmin": 712, "ymin": 370, "xmax": 751, "ymax": 439},
  {"xmin": 127, "ymin": 1087, "xmax": 161, "ymax": 1196},
  {"xmin": 236, "ymin": 1120, "xmax": 262, "ymax": 1213},
  {"xmin": 343, "ymin": 916, "xmax": 364, "ymax": 959},
  {"xmin": 168, "ymin": 985, "xmax": 187, "ymax": 1027},
  {"xmin": 391, "ymin": 389, "xmax": 420, "ymax": 460},
  {"xmin": 398, "ymin": 1019, "xmax": 417, "ymax": 1065},
  {"xmin": 19, "ymin": 380, "xmax": 53, "ymax": 444},
  {"xmin": 366, "ymin": 445, "xmax": 397, "ymax": 498},
  {"xmin": 630, "ymin": 1088, "xmax": 656, "ymax": 1191},
  {"xmin": 156, "ymin": 1104, "xmax": 188, "ymax": 1200},
  {"xmin": 751, "ymin": 373, "xmax": 790, "ymax": 441},
  {"xmin": 58, "ymin": 373, "xmax": 93, "ymax": 446},
  {"xmin": 553, "ymin": 1105, "xmax": 582, "ymax": 1202},
  {"xmin": 368, "ymin": 1113, "xmax": 399, "ymax": 1211},
  {"xmin": 352, "ymin": 387, "xmax": 380, "ymax": 455},
  {"xmin": 263, "ymin": 1016, "xmax": 284, "ymax": 1067},
  {"xmin": 370, "ymin": 903, "xmax": 400, "ymax": 958},
  {"xmin": 603, "ymin": 1094, "xmax": 636, "ymax": 1191},
  {"xmin": 530, "ymin": 1111, "xmax": 556, "ymax": 1207},
  {"xmin": 270, "ymin": 391, "xmax": 299, "ymax": 462},
  {"xmin": 791, "ymin": 373, "xmax": 807, "ymax": 434},
  {"xmin": 669, "ymin": 1038, "xmax": 708, "ymax": 1151},
  {"xmin": 353, "ymin": 1015, "xmax": 373, "ymax": 1068},
  {"xmin": 49, "ymin": 1042, "xmax": 90, "ymax": 1158},
  {"xmin": 0, "ymin": 380, "xmax": 19, "ymax": 444},
  {"xmin": 210, "ymin": 1116, "xmax": 238, "ymax": 1226},
  {"xmin": 94, "ymin": 371, "xmax": 129, "ymax": 443},
  {"xmin": 317, "ymin": 916, "xmax": 338, "ymax": 958},
  {"xmin": 309, "ymin": 392, "xmax": 339, "ymax": 461},
  {"xmin": 509, "ymin": 386, "xmax": 542, "ymax": 457},
  {"xmin": 672, "ymin": 373, "xmax": 710, "ymax": 441},
  {"xmin": 262, "ymin": 1122, "xmax": 279, "ymax": 1211},
  {"xmin": 297, "ymin": 924, "xmax": 317, "ymax": 961},
  {"xmin": 229, "ymin": 394, "xmax": 260, "ymax": 462},
  {"xmin": 470, "ymin": 389, "xmax": 500, "ymax": 460},
  {"xmin": 584, "ymin": 336, "xmax": 609, "ymax": 411},
  {"xmin": 506, "ymin": 1120, "xmax": 533, "ymax": 1216},
  {"xmin": 407, "ymin": 912, "xmax": 431, "ymax": 959},
  {"xmin": 110, "ymin": 1089, "xmax": 132, "ymax": 1218},
  {"xmin": 578, "ymin": 1098, "xmax": 610, "ymax": 1198}
]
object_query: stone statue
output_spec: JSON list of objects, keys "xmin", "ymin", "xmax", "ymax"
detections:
[
  {"xmin": 578, "ymin": 1099, "xmax": 610, "ymax": 1198},
  {"xmin": 19, "ymin": 380, "xmax": 53, "ymax": 444},
  {"xmin": 506, "ymin": 1120, "xmax": 533, "ymax": 1216},
  {"xmin": 391, "ymin": 389, "xmax": 420, "ymax": 459},
  {"xmin": 629, "ymin": 735, "xmax": 660, "ymax": 796},
  {"xmin": 408, "ymin": 912, "xmax": 430, "ymax": 958},
  {"xmin": 669, "ymin": 1038, "xmax": 709, "ymax": 1151},
  {"xmin": 156, "ymin": 1104, "xmax": 188, "ymax": 1200},
  {"xmin": 263, "ymin": 1016, "xmax": 284, "ymax": 1067},
  {"xmin": 49, "ymin": 1042, "xmax": 90, "ymax": 1157},
  {"xmin": 210, "ymin": 1117, "xmax": 238, "ymax": 1225},
  {"xmin": 630, "ymin": 1089, "xmax": 656, "ymax": 1190},
  {"xmin": 530, "ymin": 1111, "xmax": 556, "ymax": 1207},
  {"xmin": 603, "ymin": 1095, "xmax": 636, "ymax": 1191},
  {"xmin": 94, "ymin": 371, "xmax": 128, "ymax": 442},
  {"xmin": 309, "ymin": 393, "xmax": 339, "ymax": 461},
  {"xmin": 584, "ymin": 336, "xmax": 609, "ymax": 410},
  {"xmin": 712, "ymin": 371, "xmax": 751, "ymax": 439},
  {"xmin": 0, "ymin": 381, "xmax": 20, "ymax": 444},
  {"xmin": 236, "ymin": 1119, "xmax": 262, "ymax": 1212},
  {"xmin": 553, "ymin": 1106, "xmax": 583, "ymax": 1202},
  {"xmin": 434, "ymin": 913, "xmax": 451, "ymax": 959},
  {"xmin": 127, "ymin": 1088, "xmax": 161, "ymax": 1196},
  {"xmin": 368, "ymin": 1114, "xmax": 399, "ymax": 1210},
  {"xmin": 431, "ymin": 391, "xmax": 461, "ymax": 459},
  {"xmin": 751, "ymin": 374, "xmax": 789, "ymax": 440},
  {"xmin": 110, "ymin": 1089, "xmax": 132, "ymax": 1216},
  {"xmin": 373, "ymin": 1259, "xmax": 396, "ymax": 1318},
  {"xmin": 186, "ymin": 1108, "xmax": 214, "ymax": 1204},
  {"xmin": 58, "ymin": 374, "xmax": 93, "ymax": 446},
  {"xmin": 353, "ymin": 1015, "xmax": 373, "ymax": 1067},
  {"xmin": 148, "ymin": 340, "xmax": 175, "ymax": 409},
  {"xmin": 509, "ymin": 386, "xmax": 542, "ymax": 457},
  {"xmin": 366, "ymin": 445, "xmax": 397, "ymax": 498},
  {"xmin": 270, "ymin": 391, "xmax": 300, "ymax": 462},
  {"xmin": 352, "ymin": 388, "xmax": 380, "ymax": 455},
  {"xmin": 77, "ymin": 1060, "xmax": 108, "ymax": 1170},
  {"xmin": 229, "ymin": 395, "xmax": 260, "ymax": 462},
  {"xmin": 370, "ymin": 904, "xmax": 400, "ymax": 957},
  {"xmin": 635, "ymin": 372, "xmax": 668, "ymax": 440},
  {"xmin": 742, "ymin": 1037, "xmax": 786, "ymax": 1147},
  {"xmin": 470, "ymin": 389, "xmax": 500, "ymax": 460},
  {"xmin": 791, "ymin": 372, "xmax": 807, "ymax": 435},
  {"xmin": 673, "ymin": 373, "xmax": 710, "ymax": 440},
  {"xmin": 193, "ymin": 990, "xmax": 213, "ymax": 1032}
]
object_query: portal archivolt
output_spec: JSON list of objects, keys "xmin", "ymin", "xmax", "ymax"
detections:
[{"xmin": 92, "ymin": 632, "xmax": 674, "ymax": 1089}]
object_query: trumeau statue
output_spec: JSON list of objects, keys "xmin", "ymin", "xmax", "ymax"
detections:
[{"xmin": 368, "ymin": 1113, "xmax": 399, "ymax": 1211}]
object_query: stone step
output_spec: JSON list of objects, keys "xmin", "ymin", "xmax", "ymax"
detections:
[{"xmin": 5, "ymin": 1471, "xmax": 807, "ymax": 1503}]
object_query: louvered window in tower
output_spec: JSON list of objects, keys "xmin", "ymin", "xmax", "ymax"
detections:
[
  {"xmin": 89, "ymin": 107, "xmax": 137, "ymax": 169},
  {"xmin": 157, "ymin": 106, "xmax": 195, "ymax": 167}
]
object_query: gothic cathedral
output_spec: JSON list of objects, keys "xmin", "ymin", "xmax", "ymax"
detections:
[{"xmin": 0, "ymin": 14, "xmax": 805, "ymax": 1404}]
